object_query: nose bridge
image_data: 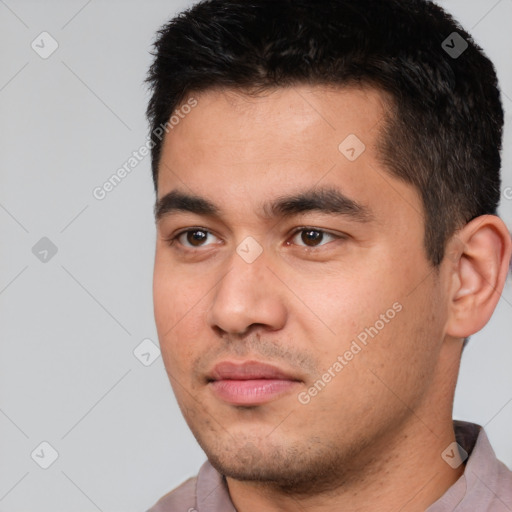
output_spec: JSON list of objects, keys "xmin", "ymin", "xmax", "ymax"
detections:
[{"xmin": 207, "ymin": 240, "xmax": 287, "ymax": 334}]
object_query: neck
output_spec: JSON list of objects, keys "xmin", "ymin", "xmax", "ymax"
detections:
[{"xmin": 226, "ymin": 416, "xmax": 464, "ymax": 512}]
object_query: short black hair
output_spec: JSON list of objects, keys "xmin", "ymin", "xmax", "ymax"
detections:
[{"xmin": 145, "ymin": 0, "xmax": 503, "ymax": 267}]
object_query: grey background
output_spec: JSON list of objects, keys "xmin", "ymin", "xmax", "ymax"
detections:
[{"xmin": 0, "ymin": 1, "xmax": 511, "ymax": 511}]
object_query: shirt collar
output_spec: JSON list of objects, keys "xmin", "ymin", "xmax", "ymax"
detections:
[{"xmin": 426, "ymin": 421, "xmax": 508, "ymax": 511}]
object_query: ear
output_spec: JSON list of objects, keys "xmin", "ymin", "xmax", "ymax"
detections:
[{"xmin": 445, "ymin": 215, "xmax": 512, "ymax": 338}]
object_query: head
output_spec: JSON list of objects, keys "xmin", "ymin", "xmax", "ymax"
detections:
[{"xmin": 147, "ymin": 0, "xmax": 511, "ymax": 491}]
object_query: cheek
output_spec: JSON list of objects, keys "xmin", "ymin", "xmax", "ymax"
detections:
[
  {"xmin": 153, "ymin": 258, "xmax": 204, "ymax": 373},
  {"xmin": 295, "ymin": 255, "xmax": 435, "ymax": 371},
  {"xmin": 153, "ymin": 253, "xmax": 200, "ymax": 330},
  {"xmin": 294, "ymin": 267, "xmax": 396, "ymax": 342},
  {"xmin": 349, "ymin": 278, "xmax": 444, "ymax": 392}
]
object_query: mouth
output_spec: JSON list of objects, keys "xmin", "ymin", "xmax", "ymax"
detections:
[{"xmin": 206, "ymin": 360, "xmax": 302, "ymax": 406}]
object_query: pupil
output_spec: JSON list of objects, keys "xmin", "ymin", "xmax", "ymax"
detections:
[
  {"xmin": 302, "ymin": 230, "xmax": 322, "ymax": 246},
  {"xmin": 188, "ymin": 230, "xmax": 207, "ymax": 246}
]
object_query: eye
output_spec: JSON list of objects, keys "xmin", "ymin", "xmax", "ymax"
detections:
[
  {"xmin": 288, "ymin": 227, "xmax": 341, "ymax": 248},
  {"xmin": 168, "ymin": 228, "xmax": 220, "ymax": 249}
]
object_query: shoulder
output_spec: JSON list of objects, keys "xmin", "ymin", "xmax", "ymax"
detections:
[
  {"xmin": 145, "ymin": 475, "xmax": 198, "ymax": 512},
  {"xmin": 492, "ymin": 457, "xmax": 512, "ymax": 505},
  {"xmin": 145, "ymin": 460, "xmax": 231, "ymax": 512},
  {"xmin": 458, "ymin": 422, "xmax": 512, "ymax": 510}
]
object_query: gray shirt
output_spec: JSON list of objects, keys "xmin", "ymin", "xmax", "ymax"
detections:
[{"xmin": 146, "ymin": 421, "xmax": 512, "ymax": 511}]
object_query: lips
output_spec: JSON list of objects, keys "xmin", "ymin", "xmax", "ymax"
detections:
[
  {"xmin": 209, "ymin": 361, "xmax": 298, "ymax": 381},
  {"xmin": 207, "ymin": 360, "xmax": 302, "ymax": 406}
]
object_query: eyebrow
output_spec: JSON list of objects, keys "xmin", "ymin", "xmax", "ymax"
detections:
[{"xmin": 154, "ymin": 186, "xmax": 373, "ymax": 223}]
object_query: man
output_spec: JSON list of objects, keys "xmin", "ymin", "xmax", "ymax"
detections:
[{"xmin": 145, "ymin": 0, "xmax": 512, "ymax": 510}]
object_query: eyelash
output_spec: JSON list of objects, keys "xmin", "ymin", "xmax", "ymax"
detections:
[{"xmin": 164, "ymin": 226, "xmax": 344, "ymax": 252}]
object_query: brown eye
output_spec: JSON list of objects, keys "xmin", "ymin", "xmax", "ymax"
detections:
[
  {"xmin": 173, "ymin": 229, "xmax": 219, "ymax": 248},
  {"xmin": 301, "ymin": 229, "xmax": 323, "ymax": 246},
  {"xmin": 290, "ymin": 228, "xmax": 338, "ymax": 248},
  {"xmin": 185, "ymin": 230, "xmax": 208, "ymax": 246}
]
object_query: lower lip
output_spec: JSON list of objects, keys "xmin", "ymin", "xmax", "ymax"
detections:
[{"xmin": 209, "ymin": 379, "xmax": 299, "ymax": 405}]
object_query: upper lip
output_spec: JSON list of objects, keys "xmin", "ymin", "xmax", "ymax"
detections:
[{"xmin": 208, "ymin": 360, "xmax": 301, "ymax": 382}]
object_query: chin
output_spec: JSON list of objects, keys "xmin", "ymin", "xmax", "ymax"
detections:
[{"xmin": 194, "ymin": 430, "xmax": 353, "ymax": 494}]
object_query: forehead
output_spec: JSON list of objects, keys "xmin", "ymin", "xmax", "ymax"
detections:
[
  {"xmin": 160, "ymin": 84, "xmax": 390, "ymax": 163},
  {"xmin": 156, "ymin": 84, "xmax": 421, "ymax": 226}
]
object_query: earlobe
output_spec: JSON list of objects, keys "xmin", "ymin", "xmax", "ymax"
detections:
[{"xmin": 445, "ymin": 215, "xmax": 512, "ymax": 339}]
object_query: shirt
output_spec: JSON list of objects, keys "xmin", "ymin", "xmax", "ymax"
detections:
[{"xmin": 146, "ymin": 421, "xmax": 512, "ymax": 511}]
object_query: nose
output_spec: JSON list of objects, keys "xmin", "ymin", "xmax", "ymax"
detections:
[{"xmin": 206, "ymin": 245, "xmax": 288, "ymax": 336}]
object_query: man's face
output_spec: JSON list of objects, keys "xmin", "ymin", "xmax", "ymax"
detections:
[{"xmin": 153, "ymin": 85, "xmax": 451, "ymax": 488}]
